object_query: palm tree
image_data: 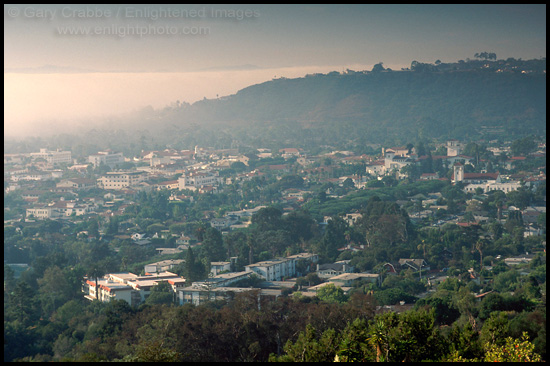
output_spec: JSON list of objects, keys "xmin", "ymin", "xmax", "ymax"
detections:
[
  {"xmin": 417, "ymin": 239, "xmax": 427, "ymax": 259},
  {"xmin": 87, "ymin": 262, "xmax": 106, "ymax": 300},
  {"xmin": 367, "ymin": 320, "xmax": 388, "ymax": 362},
  {"xmin": 475, "ymin": 238, "xmax": 485, "ymax": 269}
]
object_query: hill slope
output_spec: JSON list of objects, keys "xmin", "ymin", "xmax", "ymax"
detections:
[{"xmin": 154, "ymin": 68, "xmax": 545, "ymax": 147}]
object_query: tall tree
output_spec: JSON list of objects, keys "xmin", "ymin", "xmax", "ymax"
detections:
[{"xmin": 200, "ymin": 227, "xmax": 226, "ymax": 262}]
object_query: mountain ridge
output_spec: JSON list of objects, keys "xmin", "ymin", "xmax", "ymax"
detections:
[{"xmin": 153, "ymin": 66, "xmax": 545, "ymax": 146}]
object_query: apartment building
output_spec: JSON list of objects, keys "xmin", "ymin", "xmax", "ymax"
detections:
[
  {"xmin": 83, "ymin": 271, "xmax": 186, "ymax": 306},
  {"xmin": 244, "ymin": 252, "xmax": 318, "ymax": 282},
  {"xmin": 144, "ymin": 259, "xmax": 185, "ymax": 274}
]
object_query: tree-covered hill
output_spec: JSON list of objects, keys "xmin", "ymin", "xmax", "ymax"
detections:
[
  {"xmin": 153, "ymin": 62, "xmax": 545, "ymax": 147},
  {"xmin": 5, "ymin": 58, "xmax": 545, "ymax": 155}
]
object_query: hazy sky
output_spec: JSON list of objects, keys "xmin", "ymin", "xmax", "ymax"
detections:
[{"xmin": 4, "ymin": 4, "xmax": 546, "ymax": 138}]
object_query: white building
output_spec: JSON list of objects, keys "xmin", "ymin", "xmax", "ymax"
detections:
[
  {"xmin": 446, "ymin": 139, "xmax": 463, "ymax": 157},
  {"xmin": 178, "ymin": 170, "xmax": 222, "ymax": 191},
  {"xmin": 26, "ymin": 200, "xmax": 93, "ymax": 220},
  {"xmin": 463, "ymin": 181, "xmax": 522, "ymax": 194},
  {"xmin": 83, "ymin": 271, "xmax": 186, "ymax": 306},
  {"xmin": 26, "ymin": 206, "xmax": 58, "ymax": 220},
  {"xmin": 30, "ymin": 148, "xmax": 72, "ymax": 165},
  {"xmin": 88, "ymin": 150, "xmax": 125, "ymax": 168},
  {"xmin": 97, "ymin": 171, "xmax": 147, "ymax": 190},
  {"xmin": 244, "ymin": 253, "xmax": 319, "ymax": 282},
  {"xmin": 366, "ymin": 161, "xmax": 386, "ymax": 176}
]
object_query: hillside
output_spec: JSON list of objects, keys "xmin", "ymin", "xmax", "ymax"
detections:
[
  {"xmin": 150, "ymin": 64, "xmax": 545, "ymax": 148},
  {"xmin": 12, "ymin": 59, "xmax": 544, "ymax": 155}
]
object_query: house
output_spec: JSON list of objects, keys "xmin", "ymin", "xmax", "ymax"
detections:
[
  {"xmin": 329, "ymin": 272, "xmax": 381, "ymax": 287},
  {"xmin": 398, "ymin": 258, "xmax": 429, "ymax": 273},
  {"xmin": 383, "ymin": 263, "xmax": 398, "ymax": 274},
  {"xmin": 25, "ymin": 199, "xmax": 93, "ymax": 220},
  {"xmin": 366, "ymin": 161, "xmax": 386, "ymax": 176},
  {"xmin": 48, "ymin": 200, "xmax": 94, "ymax": 217},
  {"xmin": 307, "ymin": 282, "xmax": 352, "ymax": 294},
  {"xmin": 156, "ymin": 180, "xmax": 180, "ymax": 190},
  {"xmin": 420, "ymin": 173, "xmax": 439, "ymax": 180},
  {"xmin": 210, "ymin": 215, "xmax": 239, "ymax": 231},
  {"xmin": 343, "ymin": 213, "xmax": 363, "ymax": 226},
  {"xmin": 375, "ymin": 302, "xmax": 415, "ymax": 314},
  {"xmin": 176, "ymin": 235, "xmax": 192, "ymax": 246},
  {"xmin": 316, "ymin": 260, "xmax": 354, "ymax": 279},
  {"xmin": 224, "ymin": 206, "xmax": 267, "ymax": 219},
  {"xmin": 155, "ymin": 248, "xmax": 183, "ymax": 256},
  {"xmin": 131, "ymin": 233, "xmax": 147, "ymax": 241},
  {"xmin": 279, "ymin": 148, "xmax": 302, "ymax": 159},
  {"xmin": 504, "ymin": 253, "xmax": 536, "ymax": 266},
  {"xmin": 55, "ymin": 178, "xmax": 96, "ymax": 191},
  {"xmin": 384, "ymin": 149, "xmax": 415, "ymax": 172}
]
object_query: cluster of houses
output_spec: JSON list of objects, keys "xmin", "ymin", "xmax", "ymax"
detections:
[
  {"xmin": 5, "ymin": 141, "xmax": 546, "ymax": 309},
  {"xmin": 4, "ymin": 140, "xmax": 545, "ymax": 248}
]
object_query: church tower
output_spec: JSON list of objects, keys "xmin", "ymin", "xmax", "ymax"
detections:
[{"xmin": 453, "ymin": 162, "xmax": 464, "ymax": 184}]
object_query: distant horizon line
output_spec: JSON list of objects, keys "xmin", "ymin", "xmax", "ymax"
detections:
[{"xmin": 8, "ymin": 55, "xmax": 546, "ymax": 75}]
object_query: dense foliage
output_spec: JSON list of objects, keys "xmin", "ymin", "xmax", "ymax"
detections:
[{"xmin": 4, "ymin": 176, "xmax": 546, "ymax": 361}]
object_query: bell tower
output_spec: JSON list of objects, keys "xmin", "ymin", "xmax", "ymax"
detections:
[{"xmin": 453, "ymin": 162, "xmax": 464, "ymax": 184}]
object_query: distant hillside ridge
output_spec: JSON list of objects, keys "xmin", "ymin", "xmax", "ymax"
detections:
[{"xmin": 162, "ymin": 65, "xmax": 545, "ymax": 144}]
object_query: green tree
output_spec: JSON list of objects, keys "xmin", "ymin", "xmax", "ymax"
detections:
[
  {"xmin": 145, "ymin": 281, "xmax": 175, "ymax": 305},
  {"xmin": 318, "ymin": 216, "xmax": 348, "ymax": 261},
  {"xmin": 270, "ymin": 324, "xmax": 340, "ymax": 362},
  {"xmin": 479, "ymin": 311, "xmax": 510, "ymax": 346},
  {"xmin": 510, "ymin": 136, "xmax": 536, "ymax": 156},
  {"xmin": 200, "ymin": 227, "xmax": 226, "ymax": 262},
  {"xmin": 37, "ymin": 265, "xmax": 75, "ymax": 316},
  {"xmin": 251, "ymin": 206, "xmax": 283, "ymax": 232},
  {"xmin": 317, "ymin": 283, "xmax": 348, "ymax": 304},
  {"xmin": 184, "ymin": 248, "xmax": 206, "ymax": 285},
  {"xmin": 5, "ymin": 280, "xmax": 41, "ymax": 326},
  {"xmin": 484, "ymin": 332, "xmax": 541, "ymax": 362}
]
